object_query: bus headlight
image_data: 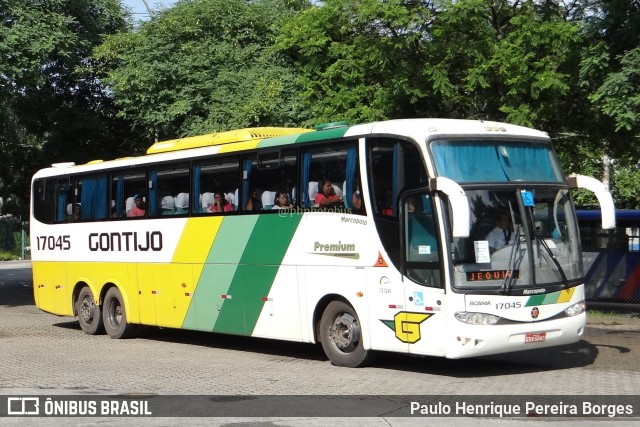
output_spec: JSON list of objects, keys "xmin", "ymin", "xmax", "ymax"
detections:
[
  {"xmin": 455, "ymin": 312, "xmax": 500, "ymax": 325},
  {"xmin": 564, "ymin": 300, "xmax": 586, "ymax": 317}
]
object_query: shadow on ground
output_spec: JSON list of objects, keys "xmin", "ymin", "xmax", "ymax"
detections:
[{"xmin": 53, "ymin": 319, "xmax": 606, "ymax": 377}]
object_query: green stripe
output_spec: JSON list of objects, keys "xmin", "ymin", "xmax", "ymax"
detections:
[
  {"xmin": 295, "ymin": 126, "xmax": 349, "ymax": 142},
  {"xmin": 260, "ymin": 126, "xmax": 350, "ymax": 148},
  {"xmin": 182, "ymin": 216, "xmax": 259, "ymax": 331},
  {"xmin": 257, "ymin": 133, "xmax": 303, "ymax": 148},
  {"xmin": 525, "ymin": 295, "xmax": 544, "ymax": 307},
  {"xmin": 525, "ymin": 290, "xmax": 559, "ymax": 307},
  {"xmin": 214, "ymin": 213, "xmax": 302, "ymax": 334}
]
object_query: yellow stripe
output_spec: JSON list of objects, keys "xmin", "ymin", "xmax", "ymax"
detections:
[
  {"xmin": 172, "ymin": 217, "xmax": 223, "ymax": 263},
  {"xmin": 556, "ymin": 288, "xmax": 575, "ymax": 303},
  {"xmin": 217, "ymin": 140, "xmax": 261, "ymax": 153}
]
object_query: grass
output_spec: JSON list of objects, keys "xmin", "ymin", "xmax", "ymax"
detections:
[{"xmin": 0, "ymin": 251, "xmax": 18, "ymax": 261}]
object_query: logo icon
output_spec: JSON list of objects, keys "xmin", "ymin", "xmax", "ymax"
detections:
[
  {"xmin": 531, "ymin": 307, "xmax": 540, "ymax": 319},
  {"xmin": 7, "ymin": 397, "xmax": 40, "ymax": 415},
  {"xmin": 381, "ymin": 312, "xmax": 433, "ymax": 343}
]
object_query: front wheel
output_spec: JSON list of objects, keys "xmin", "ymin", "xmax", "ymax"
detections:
[
  {"xmin": 102, "ymin": 287, "xmax": 135, "ymax": 339},
  {"xmin": 319, "ymin": 301, "xmax": 371, "ymax": 367},
  {"xmin": 77, "ymin": 287, "xmax": 103, "ymax": 335}
]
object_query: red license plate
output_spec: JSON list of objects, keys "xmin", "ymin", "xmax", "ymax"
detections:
[{"xmin": 525, "ymin": 332, "xmax": 546, "ymax": 343}]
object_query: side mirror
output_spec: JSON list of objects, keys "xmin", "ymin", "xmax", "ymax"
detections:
[
  {"xmin": 430, "ymin": 177, "xmax": 470, "ymax": 237},
  {"xmin": 568, "ymin": 174, "xmax": 616, "ymax": 229}
]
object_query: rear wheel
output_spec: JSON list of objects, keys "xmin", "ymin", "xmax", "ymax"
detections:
[
  {"xmin": 319, "ymin": 301, "xmax": 371, "ymax": 367},
  {"xmin": 77, "ymin": 287, "xmax": 103, "ymax": 335},
  {"xmin": 103, "ymin": 287, "xmax": 135, "ymax": 339}
]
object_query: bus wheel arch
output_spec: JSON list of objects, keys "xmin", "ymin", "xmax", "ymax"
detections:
[
  {"xmin": 75, "ymin": 284, "xmax": 104, "ymax": 335},
  {"xmin": 102, "ymin": 285, "xmax": 136, "ymax": 339},
  {"xmin": 317, "ymin": 298, "xmax": 371, "ymax": 367}
]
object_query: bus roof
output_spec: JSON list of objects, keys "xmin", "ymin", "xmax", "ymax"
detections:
[
  {"xmin": 146, "ymin": 127, "xmax": 314, "ymax": 154},
  {"xmin": 33, "ymin": 118, "xmax": 550, "ymax": 179},
  {"xmin": 576, "ymin": 209, "xmax": 640, "ymax": 222}
]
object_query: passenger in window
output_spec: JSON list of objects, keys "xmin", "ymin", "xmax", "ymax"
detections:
[
  {"xmin": 128, "ymin": 194, "xmax": 146, "ymax": 217},
  {"xmin": 485, "ymin": 213, "xmax": 515, "ymax": 253},
  {"xmin": 314, "ymin": 180, "xmax": 343, "ymax": 208},
  {"xmin": 351, "ymin": 181, "xmax": 365, "ymax": 215},
  {"xmin": 72, "ymin": 203, "xmax": 81, "ymax": 221},
  {"xmin": 208, "ymin": 192, "xmax": 233, "ymax": 213},
  {"xmin": 272, "ymin": 191, "xmax": 293, "ymax": 210},
  {"xmin": 245, "ymin": 189, "xmax": 263, "ymax": 211}
]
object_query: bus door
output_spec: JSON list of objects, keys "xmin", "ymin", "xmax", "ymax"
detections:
[
  {"xmin": 366, "ymin": 137, "xmax": 441, "ymax": 354},
  {"xmin": 400, "ymin": 191, "xmax": 447, "ymax": 357}
]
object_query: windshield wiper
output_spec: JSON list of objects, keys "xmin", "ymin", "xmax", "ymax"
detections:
[
  {"xmin": 535, "ymin": 227, "xmax": 569, "ymax": 286},
  {"xmin": 500, "ymin": 224, "xmax": 522, "ymax": 294}
]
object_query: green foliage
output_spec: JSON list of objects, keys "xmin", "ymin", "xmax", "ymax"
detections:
[
  {"xmin": 611, "ymin": 163, "xmax": 640, "ymax": 209},
  {"xmin": 276, "ymin": 0, "xmax": 436, "ymax": 124},
  {"xmin": 0, "ymin": 0, "xmax": 135, "ymax": 217},
  {"xmin": 425, "ymin": 0, "xmax": 580, "ymax": 129},
  {"xmin": 94, "ymin": 0, "xmax": 307, "ymax": 138},
  {"xmin": 276, "ymin": 0, "xmax": 581, "ymax": 129},
  {"xmin": 590, "ymin": 47, "xmax": 640, "ymax": 133},
  {"xmin": 0, "ymin": 251, "xmax": 18, "ymax": 261}
]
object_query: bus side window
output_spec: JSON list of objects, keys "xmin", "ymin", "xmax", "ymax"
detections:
[
  {"xmin": 148, "ymin": 164, "xmax": 189, "ymax": 217},
  {"xmin": 246, "ymin": 149, "xmax": 297, "ymax": 212},
  {"xmin": 111, "ymin": 172, "xmax": 147, "ymax": 219},
  {"xmin": 195, "ymin": 155, "xmax": 240, "ymax": 215},
  {"xmin": 368, "ymin": 137, "xmax": 428, "ymax": 270},
  {"xmin": 33, "ymin": 178, "xmax": 56, "ymax": 224},
  {"xmin": 54, "ymin": 178, "xmax": 73, "ymax": 223},
  {"xmin": 404, "ymin": 194, "xmax": 442, "ymax": 288},
  {"xmin": 76, "ymin": 175, "xmax": 108, "ymax": 221},
  {"xmin": 300, "ymin": 143, "xmax": 359, "ymax": 211}
]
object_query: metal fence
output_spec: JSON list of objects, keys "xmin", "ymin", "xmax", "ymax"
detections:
[
  {"xmin": 581, "ymin": 220, "xmax": 640, "ymax": 313},
  {"xmin": 0, "ymin": 216, "xmax": 29, "ymax": 260}
]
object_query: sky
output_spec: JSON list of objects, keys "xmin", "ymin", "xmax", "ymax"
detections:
[{"xmin": 122, "ymin": 0, "xmax": 178, "ymax": 21}]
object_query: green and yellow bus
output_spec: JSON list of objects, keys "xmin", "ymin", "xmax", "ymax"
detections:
[{"xmin": 30, "ymin": 119, "xmax": 615, "ymax": 367}]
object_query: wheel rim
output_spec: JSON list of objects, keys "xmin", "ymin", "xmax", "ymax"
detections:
[
  {"xmin": 107, "ymin": 298, "xmax": 123, "ymax": 328},
  {"xmin": 328, "ymin": 312, "xmax": 360, "ymax": 354},
  {"xmin": 79, "ymin": 295, "xmax": 94, "ymax": 323}
]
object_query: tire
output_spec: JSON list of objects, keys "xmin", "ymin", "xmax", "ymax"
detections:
[
  {"xmin": 102, "ymin": 287, "xmax": 135, "ymax": 339},
  {"xmin": 76, "ymin": 287, "xmax": 104, "ymax": 335},
  {"xmin": 319, "ymin": 300, "xmax": 371, "ymax": 367}
]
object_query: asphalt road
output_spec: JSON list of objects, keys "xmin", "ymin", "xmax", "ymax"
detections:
[{"xmin": 0, "ymin": 261, "xmax": 639, "ymax": 426}]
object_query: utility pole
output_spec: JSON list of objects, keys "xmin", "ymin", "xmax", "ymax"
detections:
[
  {"xmin": 141, "ymin": 0, "xmax": 155, "ymax": 17},
  {"xmin": 603, "ymin": 153, "xmax": 611, "ymax": 192}
]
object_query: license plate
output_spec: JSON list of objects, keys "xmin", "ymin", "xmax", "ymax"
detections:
[{"xmin": 525, "ymin": 332, "xmax": 546, "ymax": 343}]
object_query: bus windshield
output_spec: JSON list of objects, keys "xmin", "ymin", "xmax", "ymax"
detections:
[
  {"xmin": 431, "ymin": 139, "xmax": 564, "ymax": 183},
  {"xmin": 448, "ymin": 187, "xmax": 582, "ymax": 291}
]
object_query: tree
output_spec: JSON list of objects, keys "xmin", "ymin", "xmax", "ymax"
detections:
[
  {"xmin": 93, "ymin": 0, "xmax": 309, "ymax": 139},
  {"xmin": 0, "ymin": 0, "xmax": 134, "ymax": 216},
  {"xmin": 428, "ymin": 0, "xmax": 580, "ymax": 130},
  {"xmin": 277, "ymin": 0, "xmax": 437, "ymax": 124},
  {"xmin": 563, "ymin": 0, "xmax": 640, "ymax": 207},
  {"xmin": 276, "ymin": 0, "xmax": 581, "ymax": 128}
]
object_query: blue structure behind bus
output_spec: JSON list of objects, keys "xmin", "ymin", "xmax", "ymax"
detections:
[{"xmin": 577, "ymin": 209, "xmax": 640, "ymax": 306}]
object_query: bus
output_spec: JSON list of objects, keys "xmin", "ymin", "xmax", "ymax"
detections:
[
  {"xmin": 30, "ymin": 119, "xmax": 615, "ymax": 367},
  {"xmin": 577, "ymin": 209, "xmax": 640, "ymax": 306}
]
